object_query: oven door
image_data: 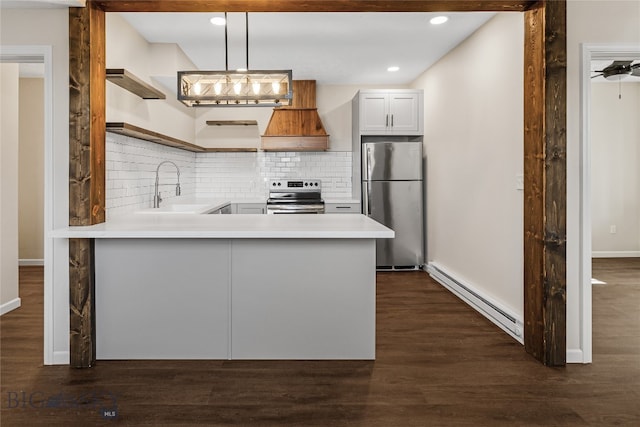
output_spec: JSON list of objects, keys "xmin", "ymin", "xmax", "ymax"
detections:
[{"xmin": 266, "ymin": 203, "xmax": 325, "ymax": 214}]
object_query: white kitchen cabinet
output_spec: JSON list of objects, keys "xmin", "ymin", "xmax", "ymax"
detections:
[
  {"xmin": 234, "ymin": 203, "xmax": 266, "ymax": 214},
  {"xmin": 358, "ymin": 90, "xmax": 423, "ymax": 135},
  {"xmin": 95, "ymin": 239, "xmax": 230, "ymax": 359},
  {"xmin": 325, "ymin": 202, "xmax": 361, "ymax": 214}
]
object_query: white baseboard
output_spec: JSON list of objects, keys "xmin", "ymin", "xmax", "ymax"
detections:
[
  {"xmin": 427, "ymin": 262, "xmax": 524, "ymax": 344},
  {"xmin": 0, "ymin": 298, "xmax": 22, "ymax": 316},
  {"xmin": 48, "ymin": 351, "xmax": 70, "ymax": 365},
  {"xmin": 19, "ymin": 258, "xmax": 44, "ymax": 266},
  {"xmin": 592, "ymin": 251, "xmax": 640, "ymax": 258},
  {"xmin": 567, "ymin": 349, "xmax": 586, "ymax": 364}
]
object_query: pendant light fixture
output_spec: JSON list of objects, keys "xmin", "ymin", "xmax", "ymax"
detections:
[{"xmin": 177, "ymin": 13, "xmax": 292, "ymax": 107}]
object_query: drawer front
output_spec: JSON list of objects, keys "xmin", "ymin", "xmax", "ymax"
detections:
[
  {"xmin": 325, "ymin": 203, "xmax": 361, "ymax": 214},
  {"xmin": 236, "ymin": 203, "xmax": 266, "ymax": 214}
]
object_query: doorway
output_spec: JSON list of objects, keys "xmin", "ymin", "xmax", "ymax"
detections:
[
  {"xmin": 580, "ymin": 44, "xmax": 640, "ymax": 364},
  {"xmin": 0, "ymin": 46, "xmax": 54, "ymax": 363}
]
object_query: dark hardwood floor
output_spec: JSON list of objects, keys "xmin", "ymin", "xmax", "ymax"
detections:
[{"xmin": 1, "ymin": 262, "xmax": 639, "ymax": 426}]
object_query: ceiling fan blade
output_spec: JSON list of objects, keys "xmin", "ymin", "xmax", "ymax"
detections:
[{"xmin": 610, "ymin": 60, "xmax": 633, "ymax": 67}]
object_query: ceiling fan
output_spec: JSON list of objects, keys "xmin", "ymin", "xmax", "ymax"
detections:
[{"xmin": 591, "ymin": 60, "xmax": 640, "ymax": 81}]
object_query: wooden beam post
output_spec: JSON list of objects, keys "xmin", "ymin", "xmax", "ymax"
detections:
[
  {"xmin": 69, "ymin": 2, "xmax": 105, "ymax": 368},
  {"xmin": 523, "ymin": 0, "xmax": 567, "ymax": 366}
]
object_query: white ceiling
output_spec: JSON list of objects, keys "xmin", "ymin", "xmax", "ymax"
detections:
[{"xmin": 119, "ymin": 12, "xmax": 496, "ymax": 85}]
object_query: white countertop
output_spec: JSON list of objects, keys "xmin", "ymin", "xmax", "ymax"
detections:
[{"xmin": 51, "ymin": 213, "xmax": 394, "ymax": 239}]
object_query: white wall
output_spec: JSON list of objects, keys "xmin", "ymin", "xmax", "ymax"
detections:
[
  {"xmin": 19, "ymin": 77, "xmax": 45, "ymax": 262},
  {"xmin": 411, "ymin": 13, "xmax": 524, "ymax": 318},
  {"xmin": 0, "ymin": 64, "xmax": 21, "ymax": 315},
  {"xmin": 590, "ymin": 82, "xmax": 640, "ymax": 256},
  {"xmin": 106, "ymin": 13, "xmax": 196, "ymax": 143},
  {"xmin": 1, "ymin": 7, "xmax": 70, "ymax": 363},
  {"xmin": 567, "ymin": 0, "xmax": 640, "ymax": 359}
]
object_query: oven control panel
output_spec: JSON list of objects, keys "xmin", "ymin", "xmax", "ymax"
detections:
[{"xmin": 269, "ymin": 179, "xmax": 322, "ymax": 190}]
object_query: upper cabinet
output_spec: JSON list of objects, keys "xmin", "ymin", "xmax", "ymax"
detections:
[{"xmin": 357, "ymin": 90, "xmax": 423, "ymax": 135}]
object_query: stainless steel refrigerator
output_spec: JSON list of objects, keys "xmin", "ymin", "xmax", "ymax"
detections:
[{"xmin": 362, "ymin": 139, "xmax": 424, "ymax": 269}]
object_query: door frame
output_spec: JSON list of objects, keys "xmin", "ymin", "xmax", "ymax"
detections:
[
  {"xmin": 69, "ymin": 0, "xmax": 567, "ymax": 367},
  {"xmin": 0, "ymin": 45, "xmax": 55, "ymax": 364},
  {"xmin": 579, "ymin": 43, "xmax": 640, "ymax": 364}
]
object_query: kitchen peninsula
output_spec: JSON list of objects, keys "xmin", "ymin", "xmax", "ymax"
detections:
[{"xmin": 52, "ymin": 212, "xmax": 393, "ymax": 360}]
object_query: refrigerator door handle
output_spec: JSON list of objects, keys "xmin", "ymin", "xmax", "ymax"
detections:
[
  {"xmin": 362, "ymin": 182, "xmax": 370, "ymax": 216},
  {"xmin": 363, "ymin": 146, "xmax": 371, "ymax": 179}
]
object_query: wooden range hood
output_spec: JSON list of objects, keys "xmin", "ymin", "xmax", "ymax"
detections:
[{"xmin": 261, "ymin": 80, "xmax": 329, "ymax": 151}]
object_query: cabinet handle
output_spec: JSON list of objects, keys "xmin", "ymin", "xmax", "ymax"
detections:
[
  {"xmin": 385, "ymin": 114, "xmax": 389, "ymax": 127},
  {"xmin": 335, "ymin": 206, "xmax": 351, "ymax": 209},
  {"xmin": 391, "ymin": 114, "xmax": 394, "ymax": 127}
]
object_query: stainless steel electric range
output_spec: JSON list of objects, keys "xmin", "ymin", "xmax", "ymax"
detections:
[{"xmin": 266, "ymin": 179, "xmax": 324, "ymax": 214}]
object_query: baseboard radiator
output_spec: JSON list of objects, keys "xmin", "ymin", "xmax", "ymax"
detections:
[{"xmin": 427, "ymin": 262, "xmax": 524, "ymax": 344}]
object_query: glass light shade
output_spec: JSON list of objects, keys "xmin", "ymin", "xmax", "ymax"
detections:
[{"xmin": 177, "ymin": 70, "xmax": 292, "ymax": 107}]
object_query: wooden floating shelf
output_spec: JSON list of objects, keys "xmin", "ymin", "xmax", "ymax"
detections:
[
  {"xmin": 106, "ymin": 122, "xmax": 258, "ymax": 153},
  {"xmin": 206, "ymin": 120, "xmax": 258, "ymax": 126},
  {"xmin": 106, "ymin": 122, "xmax": 203, "ymax": 152},
  {"xmin": 106, "ymin": 69, "xmax": 166, "ymax": 100}
]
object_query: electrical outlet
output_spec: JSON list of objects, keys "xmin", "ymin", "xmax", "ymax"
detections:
[
  {"xmin": 516, "ymin": 174, "xmax": 524, "ymax": 191},
  {"xmin": 610, "ymin": 225, "xmax": 617, "ymax": 234}
]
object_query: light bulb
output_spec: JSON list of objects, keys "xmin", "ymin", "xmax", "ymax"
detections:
[
  {"xmin": 214, "ymin": 82, "xmax": 222, "ymax": 95},
  {"xmin": 252, "ymin": 82, "xmax": 261, "ymax": 95},
  {"xmin": 234, "ymin": 82, "xmax": 242, "ymax": 95},
  {"xmin": 272, "ymin": 82, "xmax": 280, "ymax": 94},
  {"xmin": 193, "ymin": 82, "xmax": 201, "ymax": 95}
]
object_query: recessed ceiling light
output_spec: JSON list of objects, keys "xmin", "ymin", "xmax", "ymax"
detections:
[
  {"xmin": 387, "ymin": 66, "xmax": 400, "ymax": 72},
  {"xmin": 210, "ymin": 16, "xmax": 226, "ymax": 26},
  {"xmin": 430, "ymin": 16, "xmax": 449, "ymax": 25}
]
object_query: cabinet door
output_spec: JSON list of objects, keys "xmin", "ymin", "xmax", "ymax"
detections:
[
  {"xmin": 389, "ymin": 93, "xmax": 420, "ymax": 133},
  {"xmin": 359, "ymin": 93, "xmax": 389, "ymax": 132}
]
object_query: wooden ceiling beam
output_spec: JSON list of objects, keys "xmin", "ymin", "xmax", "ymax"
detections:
[{"xmin": 91, "ymin": 0, "xmax": 536, "ymax": 13}]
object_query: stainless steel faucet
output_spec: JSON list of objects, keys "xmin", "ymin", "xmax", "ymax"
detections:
[{"xmin": 153, "ymin": 160, "xmax": 181, "ymax": 208}]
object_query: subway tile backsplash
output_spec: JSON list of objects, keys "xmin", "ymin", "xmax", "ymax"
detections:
[
  {"xmin": 106, "ymin": 134, "xmax": 353, "ymax": 217},
  {"xmin": 196, "ymin": 151, "xmax": 353, "ymax": 200}
]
